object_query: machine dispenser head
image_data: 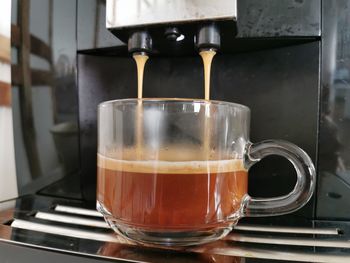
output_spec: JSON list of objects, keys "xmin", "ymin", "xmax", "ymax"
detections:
[
  {"xmin": 128, "ymin": 31, "xmax": 153, "ymax": 54},
  {"xmin": 106, "ymin": 0, "xmax": 236, "ymax": 54},
  {"xmin": 196, "ymin": 23, "xmax": 221, "ymax": 51}
]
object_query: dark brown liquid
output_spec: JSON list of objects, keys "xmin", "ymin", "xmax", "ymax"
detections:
[{"xmin": 97, "ymin": 154, "xmax": 247, "ymax": 230}]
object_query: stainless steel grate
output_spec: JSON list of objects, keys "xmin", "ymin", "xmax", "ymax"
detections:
[
  {"xmin": 1, "ymin": 199, "xmax": 350, "ymax": 263},
  {"xmin": 35, "ymin": 211, "xmax": 109, "ymax": 229},
  {"xmin": 54, "ymin": 205, "xmax": 104, "ymax": 217},
  {"xmin": 233, "ymin": 224, "xmax": 340, "ymax": 235}
]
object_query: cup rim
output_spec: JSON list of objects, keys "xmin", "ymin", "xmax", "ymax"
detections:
[{"xmin": 98, "ymin": 98, "xmax": 250, "ymax": 111}]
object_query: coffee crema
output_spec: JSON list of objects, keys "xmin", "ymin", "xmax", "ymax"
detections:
[{"xmin": 97, "ymin": 148, "xmax": 248, "ymax": 230}]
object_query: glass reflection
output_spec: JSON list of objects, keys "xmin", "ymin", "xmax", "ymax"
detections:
[
  {"xmin": 11, "ymin": 0, "xmax": 79, "ymax": 197},
  {"xmin": 317, "ymin": 0, "xmax": 350, "ymax": 219}
]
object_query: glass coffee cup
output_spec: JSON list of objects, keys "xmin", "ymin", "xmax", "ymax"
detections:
[{"xmin": 97, "ymin": 99, "xmax": 315, "ymax": 246}]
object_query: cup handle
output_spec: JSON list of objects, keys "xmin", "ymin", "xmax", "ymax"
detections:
[{"xmin": 241, "ymin": 140, "xmax": 316, "ymax": 217}]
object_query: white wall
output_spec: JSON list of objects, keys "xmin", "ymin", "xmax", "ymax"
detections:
[{"xmin": 0, "ymin": 0, "xmax": 18, "ymax": 201}]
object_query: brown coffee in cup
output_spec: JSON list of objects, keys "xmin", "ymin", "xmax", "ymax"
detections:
[{"xmin": 97, "ymin": 147, "xmax": 247, "ymax": 230}]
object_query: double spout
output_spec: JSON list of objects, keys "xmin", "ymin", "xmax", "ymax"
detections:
[
  {"xmin": 127, "ymin": 23, "xmax": 221, "ymax": 56},
  {"xmin": 128, "ymin": 24, "xmax": 220, "ymax": 101}
]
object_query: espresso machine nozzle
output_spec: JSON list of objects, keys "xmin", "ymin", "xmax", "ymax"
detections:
[
  {"xmin": 128, "ymin": 31, "xmax": 153, "ymax": 55},
  {"xmin": 196, "ymin": 23, "xmax": 221, "ymax": 52}
]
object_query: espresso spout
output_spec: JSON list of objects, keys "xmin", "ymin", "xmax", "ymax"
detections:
[
  {"xmin": 128, "ymin": 31, "xmax": 153, "ymax": 55},
  {"xmin": 195, "ymin": 23, "xmax": 221, "ymax": 52}
]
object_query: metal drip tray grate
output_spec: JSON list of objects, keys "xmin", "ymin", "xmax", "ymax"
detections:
[{"xmin": 1, "ymin": 195, "xmax": 350, "ymax": 263}]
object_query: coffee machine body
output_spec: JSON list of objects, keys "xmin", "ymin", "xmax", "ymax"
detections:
[
  {"xmin": 106, "ymin": 0, "xmax": 237, "ymax": 29},
  {"xmin": 106, "ymin": 0, "xmax": 237, "ymax": 54},
  {"xmin": 79, "ymin": 0, "xmax": 321, "ymax": 222},
  {"xmin": 1, "ymin": 0, "xmax": 350, "ymax": 262}
]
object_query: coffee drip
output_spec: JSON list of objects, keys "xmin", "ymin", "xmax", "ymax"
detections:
[
  {"xmin": 133, "ymin": 50, "xmax": 216, "ymax": 100},
  {"xmin": 133, "ymin": 53, "xmax": 149, "ymax": 99},
  {"xmin": 133, "ymin": 53, "xmax": 149, "ymax": 159},
  {"xmin": 199, "ymin": 49, "xmax": 216, "ymax": 156},
  {"xmin": 199, "ymin": 49, "xmax": 216, "ymax": 101},
  {"xmin": 133, "ymin": 50, "xmax": 216, "ymax": 157}
]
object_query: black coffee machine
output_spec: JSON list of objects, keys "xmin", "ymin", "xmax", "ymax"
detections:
[{"xmin": 1, "ymin": 0, "xmax": 350, "ymax": 262}]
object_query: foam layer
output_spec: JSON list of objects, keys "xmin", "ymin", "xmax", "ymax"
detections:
[
  {"xmin": 97, "ymin": 154, "xmax": 246, "ymax": 174},
  {"xmin": 100, "ymin": 145, "xmax": 242, "ymax": 160}
]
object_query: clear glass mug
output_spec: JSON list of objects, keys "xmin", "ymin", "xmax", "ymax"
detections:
[{"xmin": 97, "ymin": 98, "xmax": 315, "ymax": 246}]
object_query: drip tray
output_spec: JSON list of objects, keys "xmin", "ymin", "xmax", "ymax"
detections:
[{"xmin": 1, "ymin": 195, "xmax": 350, "ymax": 263}]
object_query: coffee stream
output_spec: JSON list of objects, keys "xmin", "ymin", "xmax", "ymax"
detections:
[
  {"xmin": 200, "ymin": 49, "xmax": 216, "ymax": 156},
  {"xmin": 133, "ymin": 50, "xmax": 216, "ymax": 157},
  {"xmin": 199, "ymin": 49, "xmax": 216, "ymax": 101},
  {"xmin": 133, "ymin": 53, "xmax": 149, "ymax": 159},
  {"xmin": 133, "ymin": 54, "xmax": 149, "ymax": 99}
]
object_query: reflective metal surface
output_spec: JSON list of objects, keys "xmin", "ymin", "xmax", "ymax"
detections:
[
  {"xmin": 2, "ymin": 195, "xmax": 350, "ymax": 262},
  {"xmin": 34, "ymin": 210, "xmax": 342, "ymax": 234},
  {"xmin": 317, "ymin": 0, "xmax": 350, "ymax": 219},
  {"xmin": 54, "ymin": 205, "xmax": 103, "ymax": 217},
  {"xmin": 77, "ymin": 0, "xmax": 121, "ymax": 50},
  {"xmin": 233, "ymin": 225, "xmax": 339, "ymax": 235},
  {"xmin": 106, "ymin": 0, "xmax": 237, "ymax": 29},
  {"xmin": 79, "ymin": 0, "xmax": 320, "ymax": 53},
  {"xmin": 236, "ymin": 0, "xmax": 321, "ymax": 37},
  {"xmin": 34, "ymin": 212, "xmax": 108, "ymax": 228}
]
